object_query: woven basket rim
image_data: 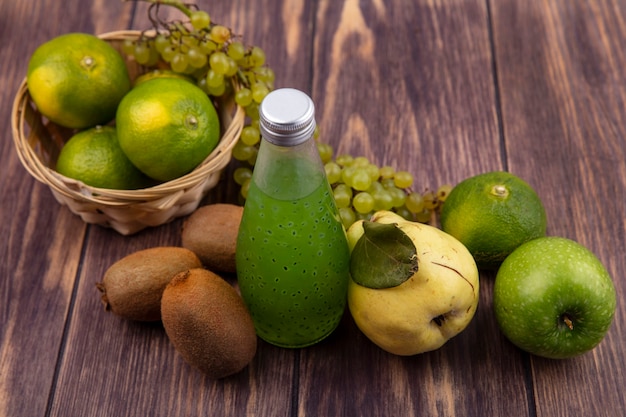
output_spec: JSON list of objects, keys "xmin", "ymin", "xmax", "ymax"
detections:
[{"xmin": 11, "ymin": 30, "xmax": 245, "ymax": 208}]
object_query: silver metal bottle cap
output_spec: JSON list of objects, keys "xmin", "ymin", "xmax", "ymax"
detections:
[{"xmin": 259, "ymin": 88, "xmax": 316, "ymax": 146}]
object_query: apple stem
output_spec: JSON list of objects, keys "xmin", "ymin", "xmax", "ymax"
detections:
[{"xmin": 561, "ymin": 314, "xmax": 574, "ymax": 330}]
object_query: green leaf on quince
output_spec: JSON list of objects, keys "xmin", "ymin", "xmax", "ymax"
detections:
[{"xmin": 350, "ymin": 221, "xmax": 418, "ymax": 289}]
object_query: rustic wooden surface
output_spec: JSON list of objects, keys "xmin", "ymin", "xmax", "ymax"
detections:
[{"xmin": 1, "ymin": 0, "xmax": 625, "ymax": 416}]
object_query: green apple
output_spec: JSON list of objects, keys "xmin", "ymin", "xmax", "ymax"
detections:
[
  {"xmin": 346, "ymin": 211, "xmax": 480, "ymax": 356},
  {"xmin": 493, "ymin": 236, "xmax": 616, "ymax": 359}
]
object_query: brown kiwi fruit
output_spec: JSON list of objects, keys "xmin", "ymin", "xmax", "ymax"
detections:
[
  {"xmin": 161, "ymin": 268, "xmax": 257, "ymax": 379},
  {"xmin": 96, "ymin": 247, "xmax": 202, "ymax": 321},
  {"xmin": 181, "ymin": 203, "xmax": 243, "ymax": 273}
]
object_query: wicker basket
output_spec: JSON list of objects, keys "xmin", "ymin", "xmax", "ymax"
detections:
[{"xmin": 11, "ymin": 30, "xmax": 245, "ymax": 235}]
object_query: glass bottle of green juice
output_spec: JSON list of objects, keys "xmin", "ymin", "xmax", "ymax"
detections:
[{"xmin": 236, "ymin": 88, "xmax": 350, "ymax": 348}]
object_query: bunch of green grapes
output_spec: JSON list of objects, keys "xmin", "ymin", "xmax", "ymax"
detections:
[
  {"xmin": 124, "ymin": 1, "xmax": 450, "ymax": 229},
  {"xmin": 234, "ymin": 138, "xmax": 453, "ymax": 229},
  {"xmin": 121, "ymin": 0, "xmax": 274, "ymax": 130}
]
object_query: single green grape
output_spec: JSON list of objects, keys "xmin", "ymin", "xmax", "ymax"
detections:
[
  {"xmin": 206, "ymin": 82, "xmax": 226, "ymax": 96},
  {"xmin": 380, "ymin": 177, "xmax": 395, "ymax": 189},
  {"xmin": 341, "ymin": 165, "xmax": 356, "ymax": 188},
  {"xmin": 224, "ymin": 56, "xmax": 238, "ymax": 76},
  {"xmin": 196, "ymin": 76, "xmax": 209, "ymax": 93},
  {"xmin": 235, "ymin": 88, "xmax": 253, "ymax": 107},
  {"xmin": 232, "ymin": 141, "xmax": 257, "ymax": 161},
  {"xmin": 161, "ymin": 45, "xmax": 178, "ymax": 62},
  {"xmin": 210, "ymin": 25, "xmax": 231, "ymax": 44},
  {"xmin": 387, "ymin": 186, "xmax": 407, "ymax": 208},
  {"xmin": 339, "ymin": 207, "xmax": 356, "ymax": 229},
  {"xmin": 393, "ymin": 171, "xmax": 414, "ymax": 189},
  {"xmin": 234, "ymin": 167, "xmax": 252, "ymax": 185},
  {"xmin": 367, "ymin": 181, "xmax": 384, "ymax": 195},
  {"xmin": 249, "ymin": 46, "xmax": 266, "ymax": 67},
  {"xmin": 154, "ymin": 34, "xmax": 170, "ymax": 53},
  {"xmin": 228, "ymin": 41, "xmax": 246, "ymax": 61},
  {"xmin": 379, "ymin": 165, "xmax": 395, "ymax": 179},
  {"xmin": 351, "ymin": 169, "xmax": 372, "ymax": 191},
  {"xmin": 122, "ymin": 39, "xmax": 136, "ymax": 56},
  {"xmin": 244, "ymin": 102, "xmax": 259, "ymax": 119},
  {"xmin": 209, "ymin": 51, "xmax": 230, "ymax": 74},
  {"xmin": 199, "ymin": 39, "xmax": 217, "ymax": 54},
  {"xmin": 206, "ymin": 69, "xmax": 224, "ymax": 88},
  {"xmin": 324, "ymin": 162, "xmax": 342, "ymax": 185},
  {"xmin": 423, "ymin": 191, "xmax": 437, "ymax": 210},
  {"xmin": 353, "ymin": 192, "xmax": 375, "ymax": 214},
  {"xmin": 394, "ymin": 206, "xmax": 413, "ymax": 221},
  {"xmin": 251, "ymin": 82, "xmax": 270, "ymax": 103},
  {"xmin": 171, "ymin": 53, "xmax": 189, "ymax": 73},
  {"xmin": 255, "ymin": 67, "xmax": 275, "ymax": 85},
  {"xmin": 187, "ymin": 47, "xmax": 208, "ymax": 68},
  {"xmin": 317, "ymin": 143, "xmax": 334, "ymax": 164},
  {"xmin": 190, "ymin": 10, "xmax": 211, "ymax": 30},
  {"xmin": 405, "ymin": 192, "xmax": 425, "ymax": 213},
  {"xmin": 373, "ymin": 190, "xmax": 394, "ymax": 211},
  {"xmin": 246, "ymin": 148, "xmax": 258, "ymax": 166},
  {"xmin": 181, "ymin": 34, "xmax": 200, "ymax": 48},
  {"xmin": 333, "ymin": 184, "xmax": 353, "ymax": 208},
  {"xmin": 415, "ymin": 209, "xmax": 432, "ymax": 223},
  {"xmin": 134, "ymin": 42, "xmax": 151, "ymax": 64},
  {"xmin": 146, "ymin": 42, "xmax": 160, "ymax": 66},
  {"xmin": 436, "ymin": 184, "xmax": 454, "ymax": 202},
  {"xmin": 240, "ymin": 178, "xmax": 251, "ymax": 199},
  {"xmin": 365, "ymin": 164, "xmax": 380, "ymax": 182},
  {"xmin": 335, "ymin": 154, "xmax": 353, "ymax": 167},
  {"xmin": 240, "ymin": 126, "xmax": 261, "ymax": 146}
]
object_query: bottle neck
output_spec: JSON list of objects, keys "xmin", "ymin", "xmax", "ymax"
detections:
[{"xmin": 251, "ymin": 135, "xmax": 326, "ymax": 200}]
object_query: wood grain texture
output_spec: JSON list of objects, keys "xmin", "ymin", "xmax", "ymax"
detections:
[
  {"xmin": 492, "ymin": 1, "xmax": 626, "ymax": 416},
  {"xmin": 300, "ymin": 1, "xmax": 530, "ymax": 416},
  {"xmin": 312, "ymin": 0, "xmax": 504, "ymax": 187},
  {"xmin": 0, "ymin": 1, "xmax": 132, "ymax": 416},
  {"xmin": 1, "ymin": 0, "xmax": 625, "ymax": 416}
]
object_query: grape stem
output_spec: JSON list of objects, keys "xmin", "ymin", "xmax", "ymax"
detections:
[{"xmin": 124, "ymin": 0, "xmax": 195, "ymax": 17}]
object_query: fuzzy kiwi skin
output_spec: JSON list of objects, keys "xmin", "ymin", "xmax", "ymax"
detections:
[
  {"xmin": 161, "ymin": 268, "xmax": 257, "ymax": 379},
  {"xmin": 96, "ymin": 247, "xmax": 202, "ymax": 322},
  {"xmin": 181, "ymin": 203, "xmax": 243, "ymax": 274}
]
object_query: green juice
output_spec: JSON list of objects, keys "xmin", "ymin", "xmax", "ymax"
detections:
[{"xmin": 236, "ymin": 159, "xmax": 350, "ymax": 348}]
